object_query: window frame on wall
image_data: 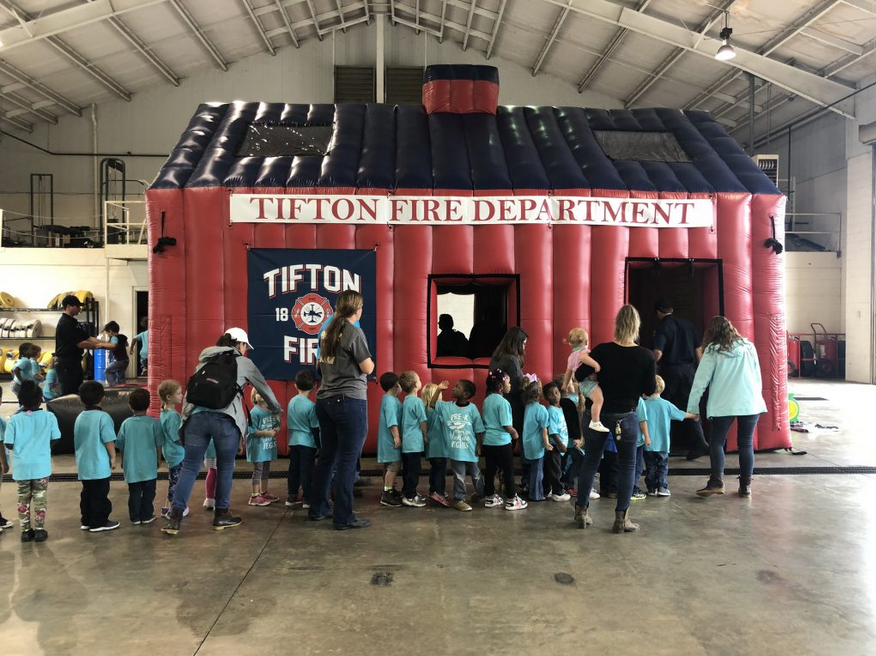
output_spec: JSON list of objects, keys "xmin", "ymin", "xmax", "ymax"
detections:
[{"xmin": 427, "ymin": 274, "xmax": 521, "ymax": 369}]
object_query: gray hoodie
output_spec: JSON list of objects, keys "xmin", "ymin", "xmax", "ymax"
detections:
[{"xmin": 181, "ymin": 346, "xmax": 282, "ymax": 438}]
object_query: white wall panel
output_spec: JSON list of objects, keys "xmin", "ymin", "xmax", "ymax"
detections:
[{"xmin": 784, "ymin": 252, "xmax": 843, "ymax": 335}]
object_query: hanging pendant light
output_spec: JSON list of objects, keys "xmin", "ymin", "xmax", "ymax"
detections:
[{"xmin": 715, "ymin": 10, "xmax": 737, "ymax": 61}]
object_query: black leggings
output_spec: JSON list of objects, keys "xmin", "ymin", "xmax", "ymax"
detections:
[{"xmin": 482, "ymin": 443, "xmax": 516, "ymax": 498}]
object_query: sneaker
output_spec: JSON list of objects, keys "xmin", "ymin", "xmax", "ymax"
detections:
[
  {"xmin": 353, "ymin": 477, "xmax": 373, "ymax": 487},
  {"xmin": 657, "ymin": 487, "xmax": 671, "ymax": 497},
  {"xmin": 182, "ymin": 507, "xmax": 190, "ymax": 518},
  {"xmin": 285, "ymin": 498, "xmax": 300, "ymax": 508},
  {"xmin": 505, "ymin": 495, "xmax": 528, "ymax": 511},
  {"xmin": 380, "ymin": 490, "xmax": 402, "ymax": 507},
  {"xmin": 161, "ymin": 507, "xmax": 170, "ymax": 518},
  {"xmin": 647, "ymin": 489, "xmax": 658, "ymax": 497},
  {"xmin": 89, "ymin": 521, "xmax": 120, "ymax": 532},
  {"xmin": 589, "ymin": 489, "xmax": 601, "ymax": 500},
  {"xmin": 0, "ymin": 515, "xmax": 13, "ymax": 529},
  {"xmin": 33, "ymin": 529, "xmax": 48, "ymax": 542},
  {"xmin": 131, "ymin": 520, "xmax": 141, "ymax": 525},
  {"xmin": 261, "ymin": 492, "xmax": 280, "ymax": 503},
  {"xmin": 335, "ymin": 518, "xmax": 371, "ymax": 530},
  {"xmin": 484, "ymin": 494, "xmax": 504, "ymax": 508},
  {"xmin": 21, "ymin": 529, "xmax": 35, "ymax": 542},
  {"xmin": 453, "ymin": 499, "xmax": 472, "ymax": 512},
  {"xmin": 302, "ymin": 503, "xmax": 311, "ymax": 509},
  {"xmin": 248, "ymin": 494, "xmax": 271, "ymax": 507},
  {"xmin": 141, "ymin": 516, "xmax": 157, "ymax": 524},
  {"xmin": 212, "ymin": 509, "xmax": 243, "ymax": 530},
  {"xmin": 631, "ymin": 490, "xmax": 647, "ymax": 500},
  {"xmin": 203, "ymin": 498, "xmax": 215, "ymax": 510},
  {"xmin": 390, "ymin": 488, "xmax": 403, "ymax": 499},
  {"xmin": 80, "ymin": 524, "xmax": 90, "ymax": 530},
  {"xmin": 549, "ymin": 492, "xmax": 571, "ymax": 502},
  {"xmin": 589, "ymin": 420, "xmax": 610, "ymax": 433},
  {"xmin": 565, "ymin": 487, "xmax": 578, "ymax": 497},
  {"xmin": 430, "ymin": 492, "xmax": 451, "ymax": 508},
  {"xmin": 470, "ymin": 493, "xmax": 484, "ymax": 504},
  {"xmin": 402, "ymin": 494, "xmax": 426, "ymax": 508}
]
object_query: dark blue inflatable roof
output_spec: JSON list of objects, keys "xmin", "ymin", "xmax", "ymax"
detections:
[{"xmin": 150, "ymin": 102, "xmax": 780, "ymax": 195}]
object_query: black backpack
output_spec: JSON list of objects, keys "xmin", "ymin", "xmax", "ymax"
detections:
[{"xmin": 186, "ymin": 350, "xmax": 242, "ymax": 410}]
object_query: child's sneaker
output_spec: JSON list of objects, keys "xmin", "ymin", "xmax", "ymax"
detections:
[
  {"xmin": 470, "ymin": 493, "xmax": 484, "ymax": 504},
  {"xmin": 589, "ymin": 420, "xmax": 610, "ymax": 433},
  {"xmin": 505, "ymin": 495, "xmax": 528, "ymax": 511},
  {"xmin": 0, "ymin": 515, "xmax": 13, "ymax": 529},
  {"xmin": 141, "ymin": 516, "xmax": 157, "ymax": 525},
  {"xmin": 430, "ymin": 492, "xmax": 450, "ymax": 508},
  {"xmin": 380, "ymin": 490, "xmax": 402, "ymax": 507},
  {"xmin": 484, "ymin": 494, "xmax": 504, "ymax": 508},
  {"xmin": 182, "ymin": 507, "xmax": 191, "ymax": 517},
  {"xmin": 589, "ymin": 489, "xmax": 601, "ymax": 500},
  {"xmin": 203, "ymin": 498, "xmax": 215, "ymax": 510},
  {"xmin": 631, "ymin": 489, "xmax": 647, "ymax": 500},
  {"xmin": 21, "ymin": 529, "xmax": 35, "ymax": 542},
  {"xmin": 261, "ymin": 492, "xmax": 280, "ymax": 503},
  {"xmin": 453, "ymin": 499, "xmax": 472, "ymax": 512},
  {"xmin": 285, "ymin": 497, "xmax": 300, "ymax": 507},
  {"xmin": 565, "ymin": 487, "xmax": 577, "ymax": 497},
  {"xmin": 549, "ymin": 492, "xmax": 571, "ymax": 502},
  {"xmin": 248, "ymin": 494, "xmax": 271, "ymax": 507},
  {"xmin": 161, "ymin": 507, "xmax": 170, "ymax": 518},
  {"xmin": 647, "ymin": 489, "xmax": 658, "ymax": 497},
  {"xmin": 302, "ymin": 503, "xmax": 311, "ymax": 509},
  {"xmin": 89, "ymin": 521, "xmax": 120, "ymax": 532},
  {"xmin": 657, "ymin": 487, "xmax": 671, "ymax": 497},
  {"xmin": 402, "ymin": 494, "xmax": 426, "ymax": 508}
]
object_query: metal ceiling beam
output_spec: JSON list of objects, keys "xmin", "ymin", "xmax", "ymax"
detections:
[
  {"xmin": 273, "ymin": 0, "xmax": 299, "ymax": 48},
  {"xmin": 1, "ymin": 90, "xmax": 58, "ymax": 122},
  {"xmin": 485, "ymin": 0, "xmax": 507, "ymax": 59},
  {"xmin": 0, "ymin": 112, "xmax": 33, "ymax": 132},
  {"xmin": 577, "ymin": 0, "xmax": 652, "ymax": 92},
  {"xmin": 622, "ymin": 0, "xmax": 739, "ymax": 106},
  {"xmin": 822, "ymin": 35, "xmax": 876, "ymax": 76},
  {"xmin": 532, "ymin": 1, "xmax": 571, "ymax": 77},
  {"xmin": 414, "ymin": 0, "xmax": 420, "ymax": 34},
  {"xmin": 438, "ymin": 0, "xmax": 448, "ymax": 42},
  {"xmin": 304, "ymin": 0, "xmax": 324, "ymax": 40},
  {"xmin": 334, "ymin": 0, "xmax": 348, "ymax": 33},
  {"xmin": 842, "ymin": 0, "xmax": 876, "ymax": 15},
  {"xmin": 169, "ymin": 0, "xmax": 228, "ymax": 71},
  {"xmin": 800, "ymin": 26, "xmax": 863, "ymax": 55},
  {"xmin": 0, "ymin": 59, "xmax": 81, "ymax": 115},
  {"xmin": 387, "ymin": 2, "xmax": 492, "ymax": 44},
  {"xmin": 462, "ymin": 0, "xmax": 476, "ymax": 51},
  {"xmin": 240, "ymin": 0, "xmax": 276, "ymax": 55}
]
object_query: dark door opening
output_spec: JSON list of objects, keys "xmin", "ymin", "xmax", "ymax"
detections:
[
  {"xmin": 625, "ymin": 259, "xmax": 724, "ymax": 349},
  {"xmin": 135, "ymin": 291, "xmax": 148, "ymax": 377}
]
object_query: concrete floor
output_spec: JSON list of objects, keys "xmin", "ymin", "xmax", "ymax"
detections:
[{"xmin": 2, "ymin": 379, "xmax": 876, "ymax": 655}]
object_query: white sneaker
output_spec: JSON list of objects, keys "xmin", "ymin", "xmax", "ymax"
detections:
[
  {"xmin": 505, "ymin": 495, "xmax": 528, "ymax": 511},
  {"xmin": 589, "ymin": 420, "xmax": 610, "ymax": 433},
  {"xmin": 550, "ymin": 492, "xmax": 571, "ymax": 502},
  {"xmin": 182, "ymin": 506, "xmax": 191, "ymax": 517},
  {"xmin": 589, "ymin": 489, "xmax": 601, "ymax": 500},
  {"xmin": 657, "ymin": 487, "xmax": 671, "ymax": 497},
  {"xmin": 484, "ymin": 494, "xmax": 504, "ymax": 508},
  {"xmin": 402, "ymin": 495, "xmax": 426, "ymax": 508},
  {"xmin": 203, "ymin": 498, "xmax": 215, "ymax": 510}
]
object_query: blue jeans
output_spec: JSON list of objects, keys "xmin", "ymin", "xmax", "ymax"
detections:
[
  {"xmin": 634, "ymin": 444, "xmax": 645, "ymax": 489},
  {"xmin": 525, "ymin": 457, "xmax": 545, "ymax": 501},
  {"xmin": 449, "ymin": 459, "xmax": 484, "ymax": 501},
  {"xmin": 709, "ymin": 414, "xmax": 760, "ymax": 479},
  {"xmin": 105, "ymin": 359, "xmax": 129, "ymax": 386},
  {"xmin": 644, "ymin": 451, "xmax": 669, "ymax": 490},
  {"xmin": 310, "ymin": 396, "xmax": 368, "ymax": 527},
  {"xmin": 173, "ymin": 412, "xmax": 240, "ymax": 512},
  {"xmin": 576, "ymin": 411, "xmax": 638, "ymax": 512}
]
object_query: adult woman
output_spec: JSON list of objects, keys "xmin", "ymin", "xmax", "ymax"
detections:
[
  {"xmin": 163, "ymin": 327, "xmax": 281, "ymax": 534},
  {"xmin": 687, "ymin": 316, "xmax": 766, "ymax": 498},
  {"xmin": 488, "ymin": 327, "xmax": 528, "ymax": 434},
  {"xmin": 308, "ymin": 290, "xmax": 375, "ymax": 530},
  {"xmin": 573, "ymin": 305, "xmax": 656, "ymax": 533}
]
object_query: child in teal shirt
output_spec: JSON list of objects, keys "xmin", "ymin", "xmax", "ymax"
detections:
[
  {"xmin": 158, "ymin": 379, "xmax": 187, "ymax": 518},
  {"xmin": 247, "ymin": 389, "xmax": 280, "ymax": 506},
  {"xmin": 0, "ymin": 386, "xmax": 10, "ymax": 532},
  {"xmin": 481, "ymin": 370, "xmax": 526, "ymax": 511},
  {"xmin": 286, "ymin": 369, "xmax": 320, "ymax": 508},
  {"xmin": 12, "ymin": 343, "xmax": 43, "ymax": 397},
  {"xmin": 3, "ymin": 381, "xmax": 61, "ymax": 541},
  {"xmin": 42, "ymin": 356, "xmax": 61, "ymax": 402},
  {"xmin": 543, "ymin": 382, "xmax": 570, "ymax": 502},
  {"xmin": 632, "ymin": 397, "xmax": 650, "ymax": 500},
  {"xmin": 377, "ymin": 372, "xmax": 403, "ymax": 507},
  {"xmin": 74, "ymin": 381, "xmax": 118, "ymax": 532},
  {"xmin": 521, "ymin": 380, "xmax": 551, "ymax": 502},
  {"xmin": 117, "ymin": 388, "xmax": 163, "ymax": 525},
  {"xmin": 399, "ymin": 371, "xmax": 428, "ymax": 508},
  {"xmin": 644, "ymin": 375, "xmax": 694, "ymax": 496},
  {"xmin": 422, "ymin": 380, "xmax": 453, "ymax": 508},
  {"xmin": 444, "ymin": 379, "xmax": 485, "ymax": 512}
]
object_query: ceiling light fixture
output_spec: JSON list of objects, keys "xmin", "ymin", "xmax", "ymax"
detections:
[{"xmin": 715, "ymin": 10, "xmax": 736, "ymax": 61}]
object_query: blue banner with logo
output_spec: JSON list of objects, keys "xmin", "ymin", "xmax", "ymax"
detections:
[{"xmin": 247, "ymin": 249, "xmax": 377, "ymax": 380}]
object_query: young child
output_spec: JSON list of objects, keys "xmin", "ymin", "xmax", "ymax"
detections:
[
  {"xmin": 0, "ymin": 387, "xmax": 9, "ymax": 532},
  {"xmin": 74, "ymin": 381, "xmax": 119, "ymax": 532},
  {"xmin": 521, "ymin": 379, "xmax": 551, "ymax": 502},
  {"xmin": 399, "ymin": 371, "xmax": 428, "ymax": 508},
  {"xmin": 632, "ymin": 397, "xmax": 650, "ymax": 501},
  {"xmin": 542, "ymin": 382, "xmax": 570, "ymax": 502},
  {"xmin": 247, "ymin": 389, "xmax": 280, "ymax": 506},
  {"xmin": 116, "ymin": 388, "xmax": 162, "ymax": 525},
  {"xmin": 158, "ymin": 379, "xmax": 188, "ymax": 518},
  {"xmin": 3, "ymin": 381, "xmax": 61, "ymax": 541},
  {"xmin": 422, "ymin": 382, "xmax": 451, "ymax": 508},
  {"xmin": 644, "ymin": 375, "xmax": 694, "ymax": 497},
  {"xmin": 286, "ymin": 369, "xmax": 320, "ymax": 509},
  {"xmin": 377, "ymin": 372, "xmax": 403, "ymax": 507},
  {"xmin": 561, "ymin": 328, "xmax": 608, "ymax": 433},
  {"xmin": 12, "ymin": 342, "xmax": 43, "ymax": 397},
  {"xmin": 445, "ymin": 379, "xmax": 485, "ymax": 512},
  {"xmin": 42, "ymin": 356, "xmax": 61, "ymax": 402},
  {"xmin": 104, "ymin": 322, "xmax": 130, "ymax": 387},
  {"xmin": 481, "ymin": 370, "xmax": 526, "ymax": 511}
]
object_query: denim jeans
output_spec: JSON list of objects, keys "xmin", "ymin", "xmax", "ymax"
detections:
[
  {"xmin": 173, "ymin": 412, "xmax": 240, "ymax": 512},
  {"xmin": 428, "ymin": 457, "xmax": 447, "ymax": 496},
  {"xmin": 449, "ymin": 460, "xmax": 484, "ymax": 501},
  {"xmin": 105, "ymin": 359, "xmax": 129, "ymax": 386},
  {"xmin": 310, "ymin": 396, "xmax": 368, "ymax": 528},
  {"xmin": 576, "ymin": 411, "xmax": 638, "ymax": 512},
  {"xmin": 525, "ymin": 457, "xmax": 545, "ymax": 501},
  {"xmin": 288, "ymin": 445, "xmax": 317, "ymax": 503},
  {"xmin": 634, "ymin": 444, "xmax": 645, "ymax": 489},
  {"xmin": 644, "ymin": 451, "xmax": 669, "ymax": 490},
  {"xmin": 709, "ymin": 414, "xmax": 760, "ymax": 479}
]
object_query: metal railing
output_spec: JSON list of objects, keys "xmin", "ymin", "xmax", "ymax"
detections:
[
  {"xmin": 103, "ymin": 200, "xmax": 147, "ymax": 247},
  {"xmin": 785, "ymin": 212, "xmax": 842, "ymax": 255}
]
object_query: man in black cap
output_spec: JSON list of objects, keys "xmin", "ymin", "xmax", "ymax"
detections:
[
  {"xmin": 55, "ymin": 295, "xmax": 116, "ymax": 396},
  {"xmin": 652, "ymin": 299, "xmax": 708, "ymax": 459}
]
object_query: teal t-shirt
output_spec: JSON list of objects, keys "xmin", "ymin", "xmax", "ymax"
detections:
[
  {"xmin": 644, "ymin": 396, "xmax": 686, "ymax": 453},
  {"xmin": 13, "ymin": 357, "xmax": 40, "ymax": 385},
  {"xmin": 116, "ymin": 415, "xmax": 162, "ymax": 484},
  {"xmin": 482, "ymin": 393, "xmax": 514, "ymax": 446},
  {"xmin": 246, "ymin": 406, "xmax": 278, "ymax": 463},
  {"xmin": 547, "ymin": 405, "xmax": 568, "ymax": 448},
  {"xmin": 74, "ymin": 409, "xmax": 116, "ymax": 480},
  {"xmin": 635, "ymin": 398, "xmax": 649, "ymax": 447},
  {"xmin": 287, "ymin": 395, "xmax": 319, "ymax": 448},
  {"xmin": 43, "ymin": 369, "xmax": 60, "ymax": 400},
  {"xmin": 160, "ymin": 408, "xmax": 185, "ymax": 468},
  {"xmin": 425, "ymin": 401, "xmax": 454, "ymax": 459},
  {"xmin": 376, "ymin": 394, "xmax": 402, "ymax": 463},
  {"xmin": 522, "ymin": 402, "xmax": 550, "ymax": 460},
  {"xmin": 3, "ymin": 409, "xmax": 61, "ymax": 480},
  {"xmin": 444, "ymin": 402, "xmax": 484, "ymax": 463},
  {"xmin": 401, "ymin": 394, "xmax": 427, "ymax": 454},
  {"xmin": 135, "ymin": 330, "xmax": 148, "ymax": 359}
]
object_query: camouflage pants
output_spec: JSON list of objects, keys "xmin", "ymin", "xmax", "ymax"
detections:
[{"xmin": 17, "ymin": 478, "xmax": 48, "ymax": 531}]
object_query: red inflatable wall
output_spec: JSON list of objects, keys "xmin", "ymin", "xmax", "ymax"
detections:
[{"xmin": 146, "ymin": 188, "xmax": 789, "ymax": 453}]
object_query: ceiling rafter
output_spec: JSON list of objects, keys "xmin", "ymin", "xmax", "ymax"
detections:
[
  {"xmin": 532, "ymin": 1, "xmax": 571, "ymax": 77},
  {"xmin": 438, "ymin": 0, "xmax": 448, "ymax": 42},
  {"xmin": 485, "ymin": 0, "xmax": 507, "ymax": 59},
  {"xmin": 168, "ymin": 0, "xmax": 228, "ymax": 71},
  {"xmin": 800, "ymin": 26, "xmax": 863, "ymax": 55},
  {"xmin": 577, "ymin": 0, "xmax": 653, "ymax": 92},
  {"xmin": 462, "ymin": 0, "xmax": 477, "ymax": 51},
  {"xmin": 1, "ymin": 90, "xmax": 58, "ymax": 122},
  {"xmin": 334, "ymin": 0, "xmax": 348, "ymax": 33},
  {"xmin": 0, "ymin": 111, "xmax": 33, "ymax": 132},
  {"xmin": 273, "ymin": 0, "xmax": 299, "ymax": 48},
  {"xmin": 240, "ymin": 0, "xmax": 276, "ymax": 55},
  {"xmin": 0, "ymin": 58, "xmax": 81, "ymax": 116},
  {"xmin": 304, "ymin": 0, "xmax": 324, "ymax": 41}
]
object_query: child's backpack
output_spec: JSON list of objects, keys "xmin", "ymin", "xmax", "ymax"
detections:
[{"xmin": 186, "ymin": 350, "xmax": 242, "ymax": 410}]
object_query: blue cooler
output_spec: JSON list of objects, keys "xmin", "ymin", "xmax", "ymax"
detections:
[{"xmin": 93, "ymin": 348, "xmax": 107, "ymax": 384}]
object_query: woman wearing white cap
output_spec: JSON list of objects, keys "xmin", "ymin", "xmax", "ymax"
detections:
[{"xmin": 163, "ymin": 327, "xmax": 281, "ymax": 534}]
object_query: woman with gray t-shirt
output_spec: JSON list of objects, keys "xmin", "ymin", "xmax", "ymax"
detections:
[{"xmin": 308, "ymin": 290, "xmax": 375, "ymax": 530}]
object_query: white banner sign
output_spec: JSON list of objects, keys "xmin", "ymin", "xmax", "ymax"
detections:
[{"xmin": 229, "ymin": 194, "xmax": 714, "ymax": 228}]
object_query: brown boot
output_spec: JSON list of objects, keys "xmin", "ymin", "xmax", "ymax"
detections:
[
  {"xmin": 696, "ymin": 476, "xmax": 725, "ymax": 497},
  {"xmin": 161, "ymin": 507, "xmax": 184, "ymax": 535},
  {"xmin": 612, "ymin": 509, "xmax": 639, "ymax": 534},
  {"xmin": 212, "ymin": 508, "xmax": 242, "ymax": 531},
  {"xmin": 738, "ymin": 476, "xmax": 752, "ymax": 497},
  {"xmin": 573, "ymin": 503, "xmax": 593, "ymax": 529}
]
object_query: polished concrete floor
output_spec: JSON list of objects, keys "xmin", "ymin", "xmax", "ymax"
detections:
[{"xmin": 2, "ymin": 379, "xmax": 876, "ymax": 655}]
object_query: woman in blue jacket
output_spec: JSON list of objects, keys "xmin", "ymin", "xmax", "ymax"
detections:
[{"xmin": 687, "ymin": 316, "xmax": 766, "ymax": 498}]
